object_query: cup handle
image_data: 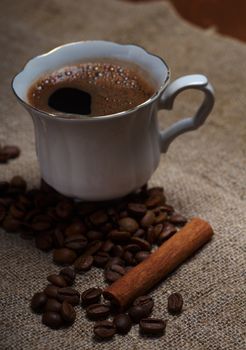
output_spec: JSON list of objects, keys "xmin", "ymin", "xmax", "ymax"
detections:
[{"xmin": 158, "ymin": 74, "xmax": 215, "ymax": 152}]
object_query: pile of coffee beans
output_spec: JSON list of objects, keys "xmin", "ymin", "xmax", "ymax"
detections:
[
  {"xmin": 0, "ymin": 145, "xmax": 20, "ymax": 163},
  {"xmin": 0, "ymin": 176, "xmax": 186, "ymax": 339}
]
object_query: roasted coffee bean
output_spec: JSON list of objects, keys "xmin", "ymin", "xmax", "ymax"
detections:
[
  {"xmin": 123, "ymin": 250, "xmax": 134, "ymax": 265},
  {"xmin": 61, "ymin": 301, "xmax": 76, "ymax": 324},
  {"xmin": 2, "ymin": 216, "xmax": 20, "ymax": 232},
  {"xmin": 35, "ymin": 233, "xmax": 53, "ymax": 251},
  {"xmin": 106, "ymin": 257, "xmax": 125, "ymax": 269},
  {"xmin": 109, "ymin": 230, "xmax": 131, "ymax": 244},
  {"xmin": 56, "ymin": 200, "xmax": 73, "ymax": 219},
  {"xmin": 44, "ymin": 298, "xmax": 62, "ymax": 313},
  {"xmin": 128, "ymin": 304, "xmax": 152, "ymax": 323},
  {"xmin": 74, "ymin": 255, "xmax": 93, "ymax": 272},
  {"xmin": 52, "ymin": 228, "xmax": 64, "ymax": 248},
  {"xmin": 100, "ymin": 222, "xmax": 113, "ymax": 233},
  {"xmin": 139, "ymin": 318, "xmax": 166, "ymax": 336},
  {"xmin": 65, "ymin": 222, "xmax": 86, "ymax": 237},
  {"xmin": 127, "ymin": 203, "xmax": 147, "ymax": 217},
  {"xmin": 31, "ymin": 220, "xmax": 51, "ymax": 232},
  {"xmin": 167, "ymin": 292, "xmax": 183, "ymax": 314},
  {"xmin": 30, "ymin": 292, "xmax": 47, "ymax": 313},
  {"xmin": 10, "ymin": 176, "xmax": 27, "ymax": 191},
  {"xmin": 133, "ymin": 295, "xmax": 154, "ymax": 312},
  {"xmin": 47, "ymin": 274, "xmax": 67, "ymax": 287},
  {"xmin": 89, "ymin": 210, "xmax": 108, "ymax": 226},
  {"xmin": 100, "ymin": 240, "xmax": 114, "ymax": 253},
  {"xmin": 145, "ymin": 194, "xmax": 165, "ymax": 208},
  {"xmin": 94, "ymin": 320, "xmax": 116, "ymax": 339},
  {"xmin": 119, "ymin": 210, "xmax": 128, "ymax": 218},
  {"xmin": 147, "ymin": 187, "xmax": 164, "ymax": 197},
  {"xmin": 44, "ymin": 285, "xmax": 59, "ymax": 299},
  {"xmin": 64, "ymin": 234, "xmax": 87, "ymax": 250},
  {"xmin": 146, "ymin": 226, "xmax": 156, "ymax": 244},
  {"xmin": 131, "ymin": 237, "xmax": 151, "ymax": 251},
  {"xmin": 124, "ymin": 244, "xmax": 141, "ymax": 254},
  {"xmin": 0, "ymin": 181, "xmax": 9, "ymax": 195},
  {"xmin": 1, "ymin": 145, "xmax": 20, "ymax": 159},
  {"xmin": 105, "ymin": 264, "xmax": 125, "ymax": 283},
  {"xmin": 9, "ymin": 204, "xmax": 26, "ymax": 219},
  {"xmin": 86, "ymin": 230, "xmax": 104, "ymax": 241},
  {"xmin": 153, "ymin": 223, "xmax": 164, "ymax": 236},
  {"xmin": 53, "ymin": 248, "xmax": 77, "ymax": 265},
  {"xmin": 133, "ymin": 228, "xmax": 145, "ymax": 238},
  {"xmin": 93, "ymin": 252, "xmax": 110, "ymax": 267},
  {"xmin": 118, "ymin": 217, "xmax": 139, "ymax": 233},
  {"xmin": 81, "ymin": 287, "xmax": 102, "ymax": 306},
  {"xmin": 82, "ymin": 240, "xmax": 102, "ymax": 256},
  {"xmin": 42, "ymin": 311, "xmax": 63, "ymax": 329},
  {"xmin": 0, "ymin": 153, "xmax": 8, "ymax": 163},
  {"xmin": 169, "ymin": 213, "xmax": 187, "ymax": 226},
  {"xmin": 135, "ymin": 251, "xmax": 150, "ymax": 263},
  {"xmin": 86, "ymin": 303, "xmax": 111, "ymax": 320},
  {"xmin": 59, "ymin": 267, "xmax": 76, "ymax": 286},
  {"xmin": 161, "ymin": 204, "xmax": 174, "ymax": 214},
  {"xmin": 141, "ymin": 210, "xmax": 156, "ymax": 228},
  {"xmin": 158, "ymin": 223, "xmax": 177, "ymax": 244},
  {"xmin": 57, "ymin": 287, "xmax": 80, "ymax": 306},
  {"xmin": 154, "ymin": 211, "xmax": 167, "ymax": 225},
  {"xmin": 113, "ymin": 314, "xmax": 132, "ymax": 334},
  {"xmin": 111, "ymin": 244, "xmax": 124, "ymax": 258}
]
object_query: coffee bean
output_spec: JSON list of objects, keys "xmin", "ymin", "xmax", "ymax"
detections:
[
  {"xmin": 105, "ymin": 264, "xmax": 125, "ymax": 283},
  {"xmin": 118, "ymin": 217, "xmax": 139, "ymax": 233},
  {"xmin": 31, "ymin": 220, "xmax": 51, "ymax": 232},
  {"xmin": 124, "ymin": 244, "xmax": 141, "ymax": 254},
  {"xmin": 133, "ymin": 228, "xmax": 145, "ymax": 238},
  {"xmin": 44, "ymin": 285, "xmax": 59, "ymax": 299},
  {"xmin": 111, "ymin": 244, "xmax": 124, "ymax": 258},
  {"xmin": 146, "ymin": 226, "xmax": 157, "ymax": 244},
  {"xmin": 42, "ymin": 311, "xmax": 63, "ymax": 329},
  {"xmin": 135, "ymin": 251, "xmax": 150, "ymax": 263},
  {"xmin": 74, "ymin": 255, "xmax": 93, "ymax": 272},
  {"xmin": 65, "ymin": 222, "xmax": 86, "ymax": 236},
  {"xmin": 94, "ymin": 320, "xmax": 116, "ymax": 339},
  {"xmin": 139, "ymin": 318, "xmax": 166, "ymax": 336},
  {"xmin": 113, "ymin": 314, "xmax": 132, "ymax": 334},
  {"xmin": 53, "ymin": 248, "xmax": 77, "ymax": 265},
  {"xmin": 167, "ymin": 292, "xmax": 183, "ymax": 314},
  {"xmin": 0, "ymin": 204, "xmax": 6, "ymax": 222},
  {"xmin": 47, "ymin": 274, "xmax": 67, "ymax": 287},
  {"xmin": 64, "ymin": 234, "xmax": 87, "ymax": 250},
  {"xmin": 123, "ymin": 250, "xmax": 134, "ymax": 265},
  {"xmin": 0, "ymin": 181, "xmax": 9, "ymax": 195},
  {"xmin": 9, "ymin": 204, "xmax": 26, "ymax": 219},
  {"xmin": 158, "ymin": 223, "xmax": 177, "ymax": 244},
  {"xmin": 93, "ymin": 252, "xmax": 109, "ymax": 268},
  {"xmin": 154, "ymin": 210, "xmax": 167, "ymax": 225},
  {"xmin": 145, "ymin": 193, "xmax": 165, "ymax": 208},
  {"xmin": 133, "ymin": 295, "xmax": 154, "ymax": 312},
  {"xmin": 100, "ymin": 222, "xmax": 113, "ymax": 233},
  {"xmin": 86, "ymin": 230, "xmax": 104, "ymax": 241},
  {"xmin": 131, "ymin": 237, "xmax": 151, "ymax": 251},
  {"xmin": 86, "ymin": 303, "xmax": 111, "ymax": 320},
  {"xmin": 161, "ymin": 204, "xmax": 174, "ymax": 214},
  {"xmin": 169, "ymin": 213, "xmax": 187, "ymax": 226},
  {"xmin": 56, "ymin": 200, "xmax": 73, "ymax": 219},
  {"xmin": 100, "ymin": 240, "xmax": 114, "ymax": 253},
  {"xmin": 30, "ymin": 292, "xmax": 47, "ymax": 313},
  {"xmin": 106, "ymin": 257, "xmax": 125, "ymax": 269},
  {"xmin": 81, "ymin": 287, "xmax": 102, "ymax": 306},
  {"xmin": 52, "ymin": 228, "xmax": 64, "ymax": 248},
  {"xmin": 127, "ymin": 203, "xmax": 147, "ymax": 217},
  {"xmin": 147, "ymin": 187, "xmax": 164, "ymax": 197},
  {"xmin": 1, "ymin": 145, "xmax": 20, "ymax": 160},
  {"xmin": 59, "ymin": 267, "xmax": 76, "ymax": 286},
  {"xmin": 0, "ymin": 153, "xmax": 8, "ymax": 163},
  {"xmin": 2, "ymin": 215, "xmax": 20, "ymax": 232},
  {"xmin": 81, "ymin": 240, "xmax": 102, "ymax": 256},
  {"xmin": 35, "ymin": 232, "xmax": 53, "ymax": 251},
  {"xmin": 61, "ymin": 301, "xmax": 76, "ymax": 324},
  {"xmin": 57, "ymin": 287, "xmax": 80, "ymax": 306},
  {"xmin": 89, "ymin": 210, "xmax": 108, "ymax": 226},
  {"xmin": 109, "ymin": 230, "xmax": 131, "ymax": 244},
  {"xmin": 44, "ymin": 298, "xmax": 62, "ymax": 313},
  {"xmin": 128, "ymin": 304, "xmax": 152, "ymax": 323},
  {"xmin": 141, "ymin": 210, "xmax": 155, "ymax": 228}
]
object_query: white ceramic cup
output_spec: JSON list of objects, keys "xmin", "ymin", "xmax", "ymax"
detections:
[{"xmin": 12, "ymin": 41, "xmax": 214, "ymax": 200}]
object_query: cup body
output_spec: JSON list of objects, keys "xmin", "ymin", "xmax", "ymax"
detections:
[{"xmin": 12, "ymin": 41, "xmax": 170, "ymax": 200}]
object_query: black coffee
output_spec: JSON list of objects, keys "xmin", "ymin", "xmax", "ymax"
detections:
[{"xmin": 28, "ymin": 61, "xmax": 155, "ymax": 116}]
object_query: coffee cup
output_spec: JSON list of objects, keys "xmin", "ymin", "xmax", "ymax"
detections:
[{"xmin": 12, "ymin": 41, "xmax": 214, "ymax": 200}]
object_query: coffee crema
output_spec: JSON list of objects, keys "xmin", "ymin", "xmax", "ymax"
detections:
[{"xmin": 28, "ymin": 61, "xmax": 156, "ymax": 117}]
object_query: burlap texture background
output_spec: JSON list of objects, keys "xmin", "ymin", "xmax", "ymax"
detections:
[{"xmin": 0, "ymin": 0, "xmax": 245, "ymax": 349}]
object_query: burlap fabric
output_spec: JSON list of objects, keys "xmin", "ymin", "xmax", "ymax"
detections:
[{"xmin": 0, "ymin": 0, "xmax": 245, "ymax": 349}]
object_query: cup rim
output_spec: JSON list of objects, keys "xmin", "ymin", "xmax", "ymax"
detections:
[{"xmin": 12, "ymin": 40, "xmax": 170, "ymax": 122}]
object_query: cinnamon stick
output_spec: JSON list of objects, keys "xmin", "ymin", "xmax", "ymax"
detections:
[{"xmin": 103, "ymin": 217, "xmax": 213, "ymax": 310}]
